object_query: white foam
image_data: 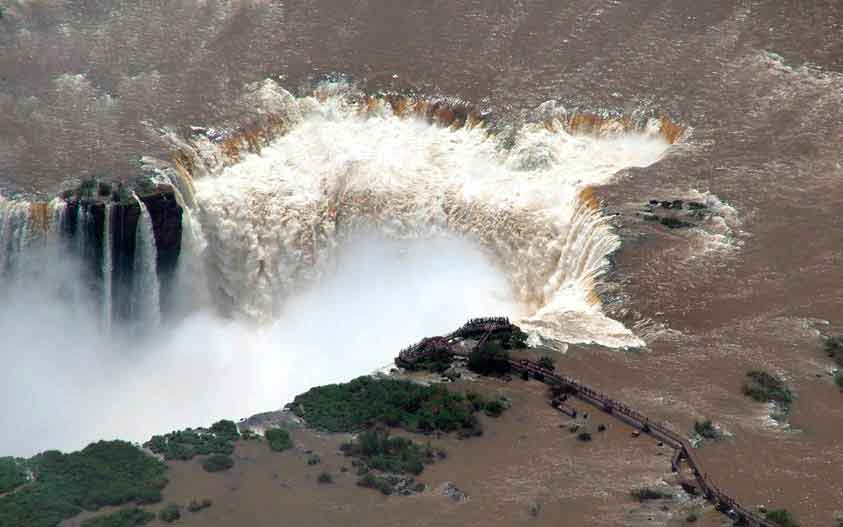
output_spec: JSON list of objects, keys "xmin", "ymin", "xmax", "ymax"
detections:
[{"xmin": 192, "ymin": 92, "xmax": 671, "ymax": 347}]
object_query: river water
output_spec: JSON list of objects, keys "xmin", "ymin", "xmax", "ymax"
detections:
[{"xmin": 1, "ymin": 1, "xmax": 842, "ymax": 525}]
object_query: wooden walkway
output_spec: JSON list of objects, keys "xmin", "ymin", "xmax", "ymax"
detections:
[{"xmin": 397, "ymin": 319, "xmax": 779, "ymax": 527}]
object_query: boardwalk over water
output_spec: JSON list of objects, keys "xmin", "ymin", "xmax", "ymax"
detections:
[{"xmin": 397, "ymin": 318, "xmax": 779, "ymax": 527}]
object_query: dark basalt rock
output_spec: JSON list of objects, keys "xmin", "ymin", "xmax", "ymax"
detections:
[
  {"xmin": 659, "ymin": 217, "xmax": 693, "ymax": 229},
  {"xmin": 61, "ymin": 178, "xmax": 182, "ymax": 322}
]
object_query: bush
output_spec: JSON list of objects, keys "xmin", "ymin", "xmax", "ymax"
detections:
[
  {"xmin": 577, "ymin": 432, "xmax": 592, "ymax": 442},
  {"xmin": 483, "ymin": 400, "xmax": 505, "ymax": 417},
  {"xmin": 187, "ymin": 498, "xmax": 212, "ymax": 512},
  {"xmin": 158, "ymin": 504, "xmax": 180, "ymax": 523},
  {"xmin": 265, "ymin": 428, "xmax": 293, "ymax": 452},
  {"xmin": 467, "ymin": 341, "xmax": 511, "ymax": 376},
  {"xmin": 630, "ymin": 487, "xmax": 673, "ymax": 501},
  {"xmin": 537, "ymin": 356, "xmax": 556, "ymax": 371},
  {"xmin": 81, "ymin": 507, "xmax": 155, "ymax": 527},
  {"xmin": 291, "ymin": 377, "xmax": 482, "ymax": 435},
  {"xmin": 145, "ymin": 419, "xmax": 240, "ymax": 461},
  {"xmin": 0, "ymin": 441, "xmax": 168, "ymax": 527},
  {"xmin": 306, "ymin": 455, "xmax": 322, "ymax": 466},
  {"xmin": 693, "ymin": 419, "xmax": 719, "ymax": 439},
  {"xmin": 765, "ymin": 508, "xmax": 798, "ymax": 527},
  {"xmin": 201, "ymin": 454, "xmax": 234, "ymax": 473},
  {"xmin": 742, "ymin": 370, "xmax": 793, "ymax": 405},
  {"xmin": 0, "ymin": 457, "xmax": 27, "ymax": 494},
  {"xmin": 685, "ymin": 512, "xmax": 698, "ymax": 523},
  {"xmin": 835, "ymin": 371, "xmax": 843, "ymax": 390},
  {"xmin": 825, "ymin": 336, "xmax": 843, "ymax": 366},
  {"xmin": 340, "ymin": 431, "xmax": 436, "ymax": 476},
  {"xmin": 317, "ymin": 472, "xmax": 333, "ymax": 484}
]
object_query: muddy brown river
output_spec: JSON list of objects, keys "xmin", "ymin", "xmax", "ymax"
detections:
[{"xmin": 2, "ymin": 1, "xmax": 842, "ymax": 525}]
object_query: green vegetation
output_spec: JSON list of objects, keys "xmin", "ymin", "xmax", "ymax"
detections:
[
  {"xmin": 765, "ymin": 508, "xmax": 798, "ymax": 527},
  {"xmin": 187, "ymin": 498, "xmax": 212, "ymax": 512},
  {"xmin": 685, "ymin": 512, "xmax": 698, "ymax": 523},
  {"xmin": 465, "ymin": 391, "xmax": 508, "ymax": 418},
  {"xmin": 467, "ymin": 341, "xmax": 512, "ymax": 375},
  {"xmin": 501, "ymin": 326, "xmax": 529, "ymax": 349},
  {"xmin": 630, "ymin": 486, "xmax": 673, "ymax": 501},
  {"xmin": 825, "ymin": 336, "xmax": 843, "ymax": 366},
  {"xmin": 146, "ymin": 419, "xmax": 239, "ymax": 461},
  {"xmin": 577, "ymin": 431, "xmax": 592, "ymax": 442},
  {"xmin": 265, "ymin": 428, "xmax": 293, "ymax": 452},
  {"xmin": 158, "ymin": 503, "xmax": 181, "ymax": 523},
  {"xmin": 317, "ymin": 472, "xmax": 333, "ymax": 484},
  {"xmin": 80, "ymin": 507, "xmax": 154, "ymax": 527},
  {"xmin": 306, "ymin": 455, "xmax": 321, "ymax": 466},
  {"xmin": 340, "ymin": 430, "xmax": 442, "ymax": 476},
  {"xmin": 291, "ymin": 376, "xmax": 482, "ymax": 435},
  {"xmin": 835, "ymin": 371, "xmax": 843, "ymax": 390},
  {"xmin": 483, "ymin": 399, "xmax": 505, "ymax": 417},
  {"xmin": 0, "ymin": 457, "xmax": 27, "ymax": 494},
  {"xmin": 201, "ymin": 454, "xmax": 234, "ymax": 473},
  {"xmin": 742, "ymin": 370, "xmax": 793, "ymax": 405},
  {"xmin": 0, "ymin": 441, "xmax": 167, "ymax": 527},
  {"xmin": 537, "ymin": 356, "xmax": 556, "ymax": 371},
  {"xmin": 693, "ymin": 419, "xmax": 719, "ymax": 439}
]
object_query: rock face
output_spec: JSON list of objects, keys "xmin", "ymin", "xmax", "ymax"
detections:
[
  {"xmin": 61, "ymin": 180, "xmax": 182, "ymax": 323},
  {"xmin": 638, "ymin": 199, "xmax": 710, "ymax": 230},
  {"xmin": 439, "ymin": 481, "xmax": 468, "ymax": 502}
]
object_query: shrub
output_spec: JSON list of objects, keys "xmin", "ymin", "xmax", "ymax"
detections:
[
  {"xmin": 466, "ymin": 391, "xmax": 485, "ymax": 411},
  {"xmin": 80, "ymin": 507, "xmax": 155, "ymax": 527},
  {"xmin": 187, "ymin": 498, "xmax": 212, "ymax": 512},
  {"xmin": 742, "ymin": 370, "xmax": 793, "ymax": 405},
  {"xmin": 467, "ymin": 341, "xmax": 511, "ymax": 375},
  {"xmin": 0, "ymin": 441, "xmax": 168, "ymax": 527},
  {"xmin": 341, "ymin": 431, "xmax": 436, "ymax": 476},
  {"xmin": 537, "ymin": 356, "xmax": 556, "ymax": 371},
  {"xmin": 317, "ymin": 472, "xmax": 333, "ymax": 484},
  {"xmin": 307, "ymin": 455, "xmax": 322, "ymax": 466},
  {"xmin": 825, "ymin": 336, "xmax": 843, "ymax": 366},
  {"xmin": 835, "ymin": 371, "xmax": 843, "ymax": 390},
  {"xmin": 145, "ymin": 419, "xmax": 239, "ymax": 461},
  {"xmin": 693, "ymin": 419, "xmax": 719, "ymax": 439},
  {"xmin": 265, "ymin": 428, "xmax": 293, "ymax": 452},
  {"xmin": 765, "ymin": 508, "xmax": 798, "ymax": 527},
  {"xmin": 685, "ymin": 512, "xmax": 698, "ymax": 523},
  {"xmin": 201, "ymin": 454, "xmax": 234, "ymax": 473},
  {"xmin": 630, "ymin": 487, "xmax": 673, "ymax": 501},
  {"xmin": 577, "ymin": 432, "xmax": 592, "ymax": 442},
  {"xmin": 0, "ymin": 457, "xmax": 27, "ymax": 494},
  {"xmin": 291, "ymin": 377, "xmax": 481, "ymax": 435},
  {"xmin": 158, "ymin": 504, "xmax": 180, "ymax": 523},
  {"xmin": 484, "ymin": 400, "xmax": 505, "ymax": 417}
]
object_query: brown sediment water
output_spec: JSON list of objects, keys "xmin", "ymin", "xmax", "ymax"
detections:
[{"xmin": 4, "ymin": 1, "xmax": 843, "ymax": 525}]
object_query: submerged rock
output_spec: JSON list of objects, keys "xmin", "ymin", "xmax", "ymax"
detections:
[{"xmin": 439, "ymin": 481, "xmax": 468, "ymax": 502}]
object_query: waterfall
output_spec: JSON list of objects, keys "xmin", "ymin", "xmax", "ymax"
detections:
[
  {"xmin": 0, "ymin": 198, "xmax": 31, "ymax": 276},
  {"xmin": 75, "ymin": 202, "xmax": 87, "ymax": 259},
  {"xmin": 189, "ymin": 91, "xmax": 672, "ymax": 346},
  {"xmin": 131, "ymin": 193, "xmax": 161, "ymax": 330},
  {"xmin": 101, "ymin": 203, "xmax": 113, "ymax": 332}
]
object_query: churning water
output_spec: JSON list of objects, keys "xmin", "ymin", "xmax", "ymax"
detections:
[{"xmin": 0, "ymin": 82, "xmax": 677, "ymax": 455}]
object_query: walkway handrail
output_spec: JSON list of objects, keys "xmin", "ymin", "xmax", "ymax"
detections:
[{"xmin": 392, "ymin": 318, "xmax": 778, "ymax": 527}]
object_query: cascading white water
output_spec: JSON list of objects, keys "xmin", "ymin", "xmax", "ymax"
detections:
[
  {"xmin": 75, "ymin": 202, "xmax": 87, "ymax": 258},
  {"xmin": 131, "ymin": 193, "xmax": 161, "ymax": 329},
  {"xmin": 101, "ymin": 203, "xmax": 113, "ymax": 332},
  {"xmin": 0, "ymin": 198, "xmax": 28, "ymax": 275},
  {"xmin": 185, "ymin": 84, "xmax": 674, "ymax": 347}
]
